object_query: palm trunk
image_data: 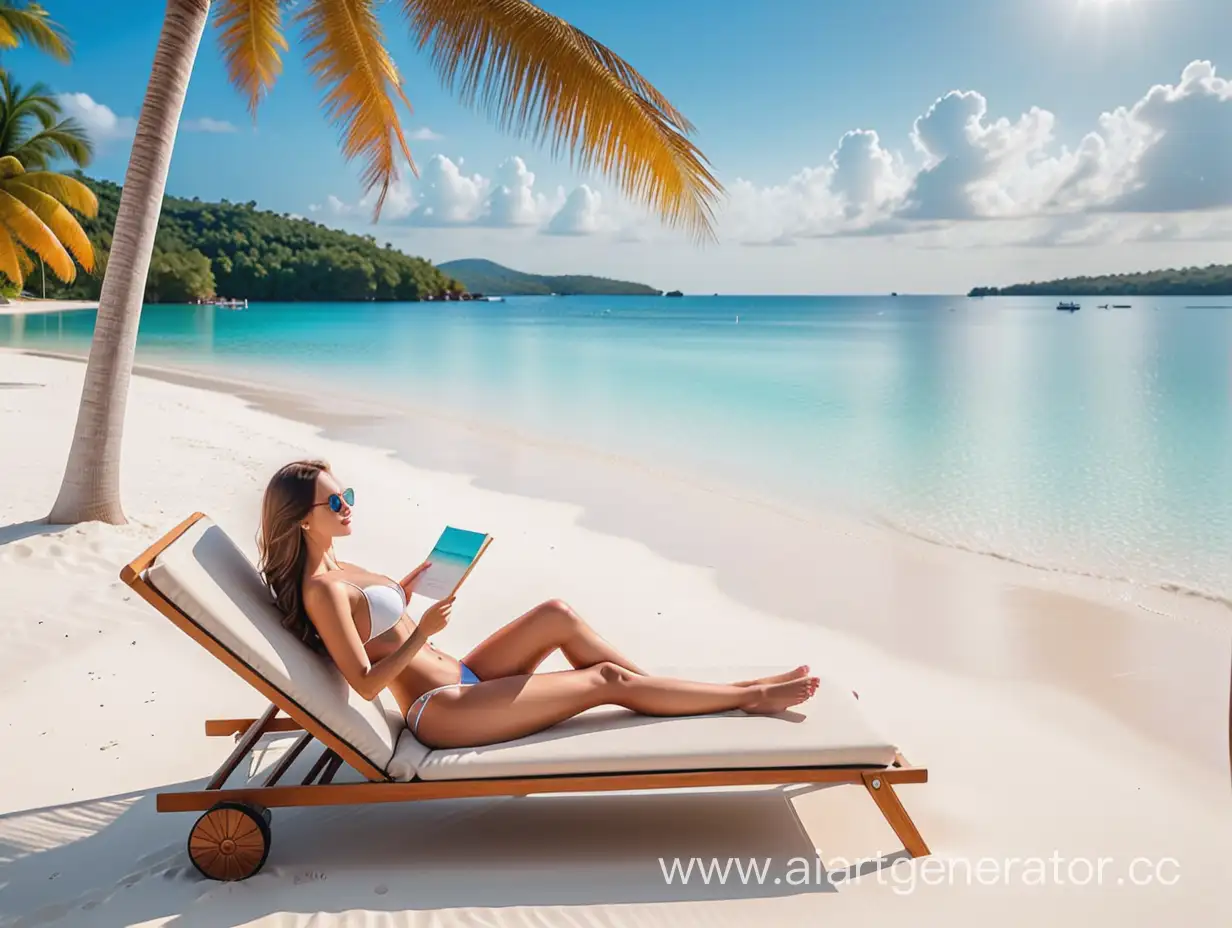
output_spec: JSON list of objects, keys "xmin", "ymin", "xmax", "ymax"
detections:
[{"xmin": 47, "ymin": 0, "xmax": 210, "ymax": 525}]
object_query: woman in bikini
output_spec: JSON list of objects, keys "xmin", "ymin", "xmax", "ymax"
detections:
[{"xmin": 257, "ymin": 459, "xmax": 819, "ymax": 749}]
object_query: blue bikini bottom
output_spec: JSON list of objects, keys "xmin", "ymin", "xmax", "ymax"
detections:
[{"xmin": 407, "ymin": 661, "xmax": 481, "ymax": 737}]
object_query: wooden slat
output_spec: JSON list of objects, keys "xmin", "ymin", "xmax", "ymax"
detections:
[
  {"xmin": 119, "ymin": 516, "xmax": 389, "ymax": 783},
  {"xmin": 262, "ymin": 732, "xmax": 315, "ymax": 787},
  {"xmin": 301, "ymin": 748, "xmax": 337, "ymax": 785},
  {"xmin": 157, "ymin": 763, "xmax": 927, "ymax": 813},
  {"xmin": 861, "ymin": 771, "xmax": 930, "ymax": 857},
  {"xmin": 319, "ymin": 754, "xmax": 344, "ymax": 785},
  {"xmin": 119, "ymin": 512, "xmax": 207, "ymax": 583},
  {"xmin": 206, "ymin": 718, "xmax": 304, "ymax": 737},
  {"xmin": 207, "ymin": 704, "xmax": 280, "ymax": 790}
]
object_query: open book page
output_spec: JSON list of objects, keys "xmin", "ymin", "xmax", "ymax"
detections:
[{"xmin": 410, "ymin": 526, "xmax": 491, "ymax": 603}]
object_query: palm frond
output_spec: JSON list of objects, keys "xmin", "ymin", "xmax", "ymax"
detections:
[
  {"xmin": 0, "ymin": 3, "xmax": 71, "ymax": 61},
  {"xmin": 17, "ymin": 170, "xmax": 98, "ymax": 216},
  {"xmin": 0, "ymin": 153, "xmax": 22, "ymax": 178},
  {"xmin": 8, "ymin": 120, "xmax": 93, "ymax": 169},
  {"xmin": 399, "ymin": 0, "xmax": 722, "ymax": 241},
  {"xmin": 0, "ymin": 223, "xmax": 21, "ymax": 284},
  {"xmin": 16, "ymin": 241, "xmax": 33, "ymax": 278},
  {"xmin": 297, "ymin": 0, "xmax": 414, "ymax": 219},
  {"xmin": 0, "ymin": 186, "xmax": 73, "ymax": 280},
  {"xmin": 215, "ymin": 0, "xmax": 288, "ymax": 117},
  {"xmin": 9, "ymin": 179, "xmax": 93, "ymax": 270}
]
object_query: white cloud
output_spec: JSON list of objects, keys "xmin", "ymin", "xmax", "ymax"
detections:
[
  {"xmin": 721, "ymin": 59, "xmax": 1232, "ymax": 245},
  {"xmin": 55, "ymin": 92, "xmax": 136, "ymax": 142},
  {"xmin": 483, "ymin": 156, "xmax": 558, "ymax": 227},
  {"xmin": 411, "ymin": 155, "xmax": 488, "ymax": 224},
  {"xmin": 546, "ymin": 185, "xmax": 604, "ymax": 236},
  {"xmin": 182, "ymin": 117, "xmax": 238, "ymax": 133},
  {"xmin": 319, "ymin": 154, "xmax": 611, "ymax": 235},
  {"xmin": 410, "ymin": 127, "xmax": 442, "ymax": 141},
  {"xmin": 55, "ymin": 94, "xmax": 239, "ymax": 144}
]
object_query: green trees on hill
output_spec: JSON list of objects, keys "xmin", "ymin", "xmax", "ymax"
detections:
[
  {"xmin": 438, "ymin": 257, "xmax": 659, "ymax": 295},
  {"xmin": 969, "ymin": 264, "xmax": 1232, "ymax": 297},
  {"xmin": 42, "ymin": 176, "xmax": 458, "ymax": 302}
]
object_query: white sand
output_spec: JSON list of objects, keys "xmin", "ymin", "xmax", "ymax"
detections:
[
  {"xmin": 0, "ymin": 300, "xmax": 97, "ymax": 316},
  {"xmin": 1, "ymin": 347, "xmax": 1229, "ymax": 927}
]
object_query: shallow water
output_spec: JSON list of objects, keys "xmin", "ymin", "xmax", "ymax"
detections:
[{"xmin": 3, "ymin": 293, "xmax": 1229, "ymax": 601}]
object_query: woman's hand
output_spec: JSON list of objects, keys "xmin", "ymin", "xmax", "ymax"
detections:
[
  {"xmin": 419, "ymin": 596, "xmax": 454, "ymax": 637},
  {"xmin": 399, "ymin": 560, "xmax": 432, "ymax": 596}
]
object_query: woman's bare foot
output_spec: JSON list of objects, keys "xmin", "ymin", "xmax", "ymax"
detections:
[
  {"xmin": 741, "ymin": 676, "xmax": 820, "ymax": 714},
  {"xmin": 733, "ymin": 665, "xmax": 810, "ymax": 687}
]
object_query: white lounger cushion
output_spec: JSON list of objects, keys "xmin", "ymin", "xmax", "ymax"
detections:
[
  {"xmin": 415, "ymin": 672, "xmax": 898, "ymax": 781},
  {"xmin": 145, "ymin": 517, "xmax": 426, "ymax": 778}
]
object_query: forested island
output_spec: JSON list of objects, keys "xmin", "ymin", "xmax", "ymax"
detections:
[
  {"xmin": 40, "ymin": 176, "xmax": 459, "ymax": 303},
  {"xmin": 438, "ymin": 258, "xmax": 659, "ymax": 296},
  {"xmin": 969, "ymin": 264, "xmax": 1232, "ymax": 297}
]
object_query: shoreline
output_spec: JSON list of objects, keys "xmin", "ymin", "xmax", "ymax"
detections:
[
  {"xmin": 0, "ymin": 299, "xmax": 98, "ymax": 316},
  {"xmin": 17, "ymin": 345, "xmax": 1231, "ymax": 615},
  {"xmin": 10, "ymin": 345, "xmax": 1230, "ymax": 775},
  {"xmin": 2, "ymin": 349, "xmax": 1230, "ymax": 924}
]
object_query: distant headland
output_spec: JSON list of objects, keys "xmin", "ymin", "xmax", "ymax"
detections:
[
  {"xmin": 438, "ymin": 259, "xmax": 661, "ymax": 296},
  {"xmin": 969, "ymin": 263, "xmax": 1232, "ymax": 297}
]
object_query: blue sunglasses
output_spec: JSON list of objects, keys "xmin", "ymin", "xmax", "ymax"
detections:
[{"xmin": 313, "ymin": 487, "xmax": 354, "ymax": 512}]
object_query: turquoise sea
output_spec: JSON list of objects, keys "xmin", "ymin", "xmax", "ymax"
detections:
[{"xmin": 3, "ymin": 294, "xmax": 1229, "ymax": 603}]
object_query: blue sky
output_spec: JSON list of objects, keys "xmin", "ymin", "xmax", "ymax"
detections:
[{"xmin": 6, "ymin": 0, "xmax": 1232, "ymax": 293}]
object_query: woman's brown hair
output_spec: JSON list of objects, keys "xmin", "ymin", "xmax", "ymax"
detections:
[{"xmin": 257, "ymin": 458, "xmax": 330, "ymax": 652}]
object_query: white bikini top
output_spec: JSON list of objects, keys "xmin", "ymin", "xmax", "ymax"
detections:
[{"xmin": 338, "ymin": 579, "xmax": 406, "ymax": 642}]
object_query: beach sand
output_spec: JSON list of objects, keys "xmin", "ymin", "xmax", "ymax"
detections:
[
  {"xmin": 0, "ymin": 300, "xmax": 98, "ymax": 317},
  {"xmin": 1, "ymin": 347, "xmax": 1229, "ymax": 927}
]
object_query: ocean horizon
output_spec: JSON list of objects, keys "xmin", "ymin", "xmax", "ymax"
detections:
[{"xmin": 3, "ymin": 293, "xmax": 1229, "ymax": 607}]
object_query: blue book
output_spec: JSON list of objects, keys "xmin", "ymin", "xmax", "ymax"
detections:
[{"xmin": 409, "ymin": 526, "xmax": 493, "ymax": 604}]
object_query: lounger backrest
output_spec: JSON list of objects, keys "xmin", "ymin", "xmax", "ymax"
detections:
[{"xmin": 143, "ymin": 516, "xmax": 411, "ymax": 777}]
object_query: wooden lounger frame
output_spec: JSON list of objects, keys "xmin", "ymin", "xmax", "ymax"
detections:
[{"xmin": 122, "ymin": 513, "xmax": 931, "ymax": 877}]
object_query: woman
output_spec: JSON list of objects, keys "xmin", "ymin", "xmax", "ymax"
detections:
[{"xmin": 257, "ymin": 459, "xmax": 819, "ymax": 749}]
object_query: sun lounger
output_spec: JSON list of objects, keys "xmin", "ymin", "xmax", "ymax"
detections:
[{"xmin": 120, "ymin": 513, "xmax": 931, "ymax": 881}]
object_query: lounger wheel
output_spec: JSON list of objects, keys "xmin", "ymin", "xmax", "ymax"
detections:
[{"xmin": 187, "ymin": 800, "xmax": 272, "ymax": 881}]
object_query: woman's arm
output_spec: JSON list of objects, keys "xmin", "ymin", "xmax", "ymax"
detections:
[{"xmin": 303, "ymin": 580, "xmax": 431, "ymax": 701}]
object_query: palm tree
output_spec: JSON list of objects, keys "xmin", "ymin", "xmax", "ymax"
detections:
[
  {"xmin": 0, "ymin": 1, "xmax": 70, "ymax": 65},
  {"xmin": 0, "ymin": 154, "xmax": 95, "ymax": 290},
  {"xmin": 48, "ymin": 0, "xmax": 723, "ymax": 525},
  {"xmin": 0, "ymin": 73, "xmax": 93, "ymax": 170},
  {"xmin": 0, "ymin": 74, "xmax": 96, "ymax": 294}
]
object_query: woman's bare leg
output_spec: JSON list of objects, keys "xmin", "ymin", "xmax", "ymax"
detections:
[
  {"xmin": 414, "ymin": 662, "xmax": 820, "ymax": 749},
  {"xmin": 462, "ymin": 600, "xmax": 811, "ymax": 687},
  {"xmin": 462, "ymin": 599, "xmax": 649, "ymax": 679}
]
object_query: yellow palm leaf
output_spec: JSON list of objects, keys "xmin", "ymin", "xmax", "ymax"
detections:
[
  {"xmin": 0, "ymin": 3, "xmax": 71, "ymax": 61},
  {"xmin": 0, "ymin": 223, "xmax": 22, "ymax": 285},
  {"xmin": 215, "ymin": 0, "xmax": 288, "ymax": 117},
  {"xmin": 297, "ymin": 0, "xmax": 414, "ymax": 219},
  {"xmin": 398, "ymin": 0, "xmax": 722, "ymax": 242},
  {"xmin": 16, "ymin": 171, "xmax": 98, "ymax": 217},
  {"xmin": 16, "ymin": 243, "xmax": 33, "ymax": 278},
  {"xmin": 0, "ymin": 187, "xmax": 74, "ymax": 280},
  {"xmin": 9, "ymin": 180, "xmax": 94, "ymax": 271}
]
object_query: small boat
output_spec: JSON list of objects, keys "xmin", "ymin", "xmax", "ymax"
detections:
[
  {"xmin": 665, "ymin": 289, "xmax": 684, "ymax": 298},
  {"xmin": 208, "ymin": 298, "xmax": 248, "ymax": 309},
  {"xmin": 1113, "ymin": 304, "xmax": 1131, "ymax": 308},
  {"xmin": 1056, "ymin": 301, "xmax": 1080, "ymax": 312}
]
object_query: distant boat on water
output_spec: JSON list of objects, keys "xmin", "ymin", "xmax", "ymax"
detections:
[
  {"xmin": 204, "ymin": 298, "xmax": 247, "ymax": 309},
  {"xmin": 664, "ymin": 289, "xmax": 684, "ymax": 298},
  {"xmin": 1056, "ymin": 301, "xmax": 1080, "ymax": 312}
]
